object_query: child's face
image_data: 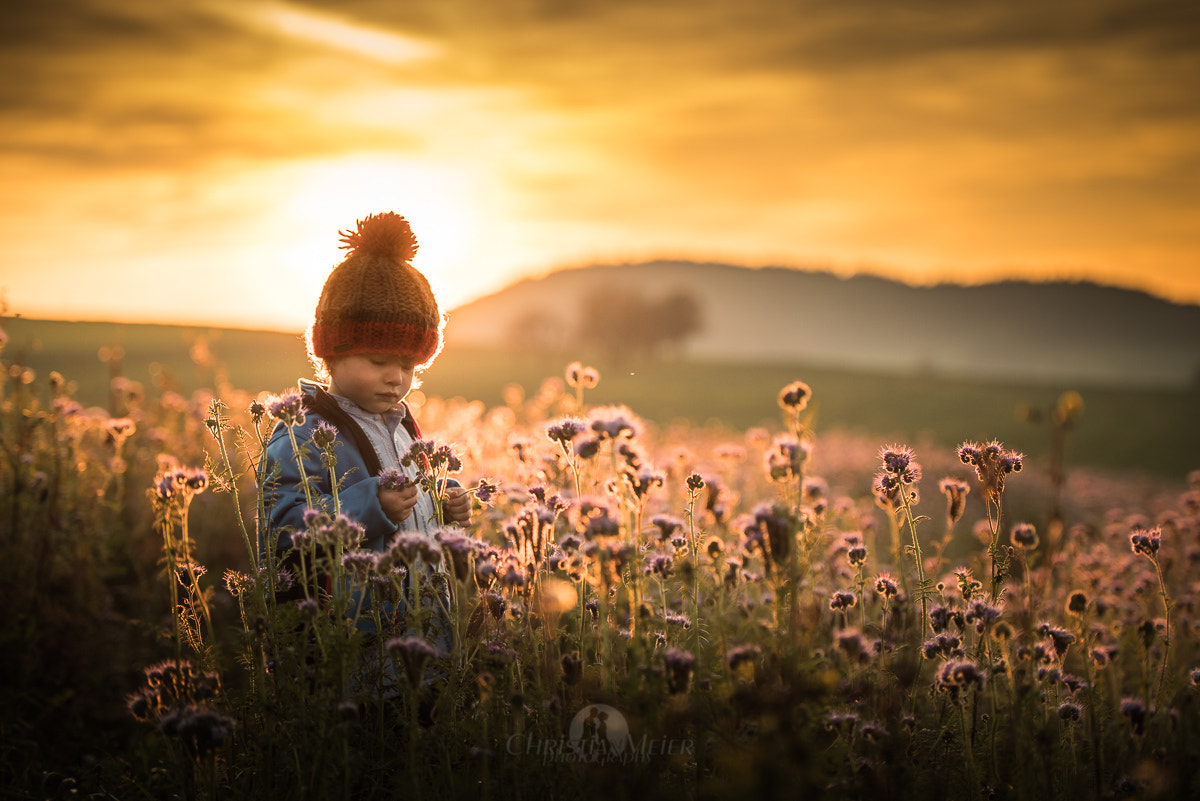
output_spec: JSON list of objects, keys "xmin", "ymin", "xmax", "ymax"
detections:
[{"xmin": 327, "ymin": 353, "xmax": 415, "ymax": 415}]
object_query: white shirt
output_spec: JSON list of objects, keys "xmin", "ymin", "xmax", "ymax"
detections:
[{"xmin": 331, "ymin": 394, "xmax": 438, "ymax": 540}]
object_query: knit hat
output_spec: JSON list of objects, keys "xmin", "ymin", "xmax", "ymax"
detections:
[{"xmin": 308, "ymin": 212, "xmax": 443, "ymax": 368}]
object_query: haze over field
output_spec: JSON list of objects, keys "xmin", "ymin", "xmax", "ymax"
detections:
[
  {"xmin": 2, "ymin": 0, "xmax": 1199, "ymax": 331},
  {"xmin": 448, "ymin": 262, "xmax": 1200, "ymax": 387}
]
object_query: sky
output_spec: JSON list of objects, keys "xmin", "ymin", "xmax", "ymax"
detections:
[{"xmin": 2, "ymin": 0, "xmax": 1199, "ymax": 332}]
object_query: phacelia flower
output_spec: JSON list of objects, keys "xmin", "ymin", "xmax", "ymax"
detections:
[
  {"xmin": 158, "ymin": 705, "xmax": 237, "ymax": 756},
  {"xmin": 939, "ymin": 478, "xmax": 970, "ymax": 525},
  {"xmin": 1120, "ymin": 697, "xmax": 1146, "ymax": 735},
  {"xmin": 958, "ymin": 440, "xmax": 1023, "ymax": 502},
  {"xmin": 777, "ymin": 380, "xmax": 811, "ymax": 412},
  {"xmin": 473, "ymin": 478, "xmax": 499, "ymax": 505},
  {"xmin": 663, "ymin": 647, "xmax": 695, "ymax": 694},
  {"xmin": 842, "ymin": 532, "xmax": 867, "ymax": 567},
  {"xmin": 565, "ymin": 362, "xmax": 600, "ymax": 389},
  {"xmin": 1057, "ymin": 702, "xmax": 1082, "ymax": 723},
  {"xmin": 312, "ymin": 420, "xmax": 338, "ymax": 450},
  {"xmin": 1010, "ymin": 522, "xmax": 1039, "ymax": 549},
  {"xmin": 1130, "ymin": 527, "xmax": 1162, "ymax": 559},
  {"xmin": 267, "ymin": 390, "xmax": 306, "ymax": 427},
  {"xmin": 829, "ymin": 591, "xmax": 858, "ymax": 611},
  {"xmin": 386, "ymin": 636, "xmax": 440, "ymax": 688},
  {"xmin": 587, "ymin": 405, "xmax": 640, "ymax": 441},
  {"xmin": 546, "ymin": 417, "xmax": 586, "ymax": 445},
  {"xmin": 935, "ymin": 659, "xmax": 986, "ymax": 702},
  {"xmin": 379, "ymin": 468, "xmax": 413, "ymax": 492},
  {"xmin": 765, "ymin": 434, "xmax": 808, "ymax": 482}
]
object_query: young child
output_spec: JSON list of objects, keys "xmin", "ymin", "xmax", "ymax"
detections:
[{"xmin": 262, "ymin": 211, "xmax": 471, "ymax": 624}]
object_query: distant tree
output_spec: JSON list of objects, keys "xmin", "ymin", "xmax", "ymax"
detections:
[
  {"xmin": 506, "ymin": 308, "xmax": 569, "ymax": 353},
  {"xmin": 647, "ymin": 290, "xmax": 702, "ymax": 355},
  {"xmin": 575, "ymin": 286, "xmax": 703, "ymax": 362}
]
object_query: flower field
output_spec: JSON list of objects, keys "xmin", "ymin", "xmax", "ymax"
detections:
[{"xmin": 2, "ymin": 338, "xmax": 1198, "ymax": 800}]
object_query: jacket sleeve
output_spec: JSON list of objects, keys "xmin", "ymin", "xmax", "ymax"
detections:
[{"xmin": 262, "ymin": 421, "xmax": 398, "ymax": 553}]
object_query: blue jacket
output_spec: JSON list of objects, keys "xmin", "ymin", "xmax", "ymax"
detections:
[{"xmin": 261, "ymin": 379, "xmax": 418, "ymax": 556}]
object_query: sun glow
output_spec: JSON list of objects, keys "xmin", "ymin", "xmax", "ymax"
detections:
[{"xmin": 265, "ymin": 154, "xmax": 488, "ymax": 314}]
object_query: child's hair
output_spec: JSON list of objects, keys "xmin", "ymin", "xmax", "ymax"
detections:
[{"xmin": 304, "ymin": 212, "xmax": 445, "ymax": 380}]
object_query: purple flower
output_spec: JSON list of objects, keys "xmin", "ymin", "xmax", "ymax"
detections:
[
  {"xmin": 648, "ymin": 553, "xmax": 675, "ymax": 579},
  {"xmin": 765, "ymin": 434, "xmax": 808, "ymax": 482},
  {"xmin": 874, "ymin": 573, "xmax": 899, "ymax": 600},
  {"xmin": 386, "ymin": 636, "xmax": 440, "ymax": 688},
  {"xmin": 650, "ymin": 515, "xmax": 684, "ymax": 542},
  {"xmin": 964, "ymin": 601, "xmax": 1002, "ymax": 633},
  {"xmin": 474, "ymin": 478, "xmax": 499, "ymax": 505},
  {"xmin": 267, "ymin": 390, "xmax": 306, "ymax": 427},
  {"xmin": 158, "ymin": 705, "xmax": 236, "ymax": 756},
  {"xmin": 958, "ymin": 440, "xmax": 1024, "ymax": 502},
  {"xmin": 829, "ymin": 591, "xmax": 858, "ymax": 611},
  {"xmin": 587, "ymin": 405, "xmax": 640, "ymax": 441},
  {"xmin": 935, "ymin": 659, "xmax": 986, "ymax": 702},
  {"xmin": 546, "ymin": 417, "xmax": 586, "ymax": 445},
  {"xmin": 1130, "ymin": 527, "xmax": 1161, "ymax": 558},
  {"xmin": 835, "ymin": 629, "xmax": 872, "ymax": 663},
  {"xmin": 1120, "ymin": 697, "xmax": 1146, "ymax": 734},
  {"xmin": 341, "ymin": 550, "xmax": 379, "ymax": 579},
  {"xmin": 1057, "ymin": 702, "xmax": 1082, "ymax": 722},
  {"xmin": 379, "ymin": 468, "xmax": 413, "ymax": 492},
  {"xmin": 922, "ymin": 633, "xmax": 963, "ymax": 660},
  {"xmin": 726, "ymin": 644, "xmax": 760, "ymax": 672},
  {"xmin": 1010, "ymin": 522, "xmax": 1039, "ymax": 549},
  {"xmin": 312, "ymin": 420, "xmax": 338, "ymax": 450},
  {"xmin": 663, "ymin": 647, "xmax": 695, "ymax": 693}
]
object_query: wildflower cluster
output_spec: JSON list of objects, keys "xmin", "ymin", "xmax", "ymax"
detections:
[{"xmin": 4, "ymin": 343, "xmax": 1198, "ymax": 801}]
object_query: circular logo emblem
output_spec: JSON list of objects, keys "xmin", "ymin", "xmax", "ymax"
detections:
[{"xmin": 567, "ymin": 704, "xmax": 629, "ymax": 759}]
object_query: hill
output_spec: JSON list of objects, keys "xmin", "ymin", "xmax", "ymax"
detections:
[
  {"xmin": 3, "ymin": 263, "xmax": 1200, "ymax": 477},
  {"xmin": 446, "ymin": 261, "xmax": 1200, "ymax": 388}
]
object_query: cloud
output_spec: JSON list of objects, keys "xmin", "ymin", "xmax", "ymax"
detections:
[{"xmin": 2, "ymin": 0, "xmax": 1199, "ymax": 319}]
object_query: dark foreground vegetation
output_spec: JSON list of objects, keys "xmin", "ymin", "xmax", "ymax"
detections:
[{"xmin": 2, "ymin": 322, "xmax": 1199, "ymax": 800}]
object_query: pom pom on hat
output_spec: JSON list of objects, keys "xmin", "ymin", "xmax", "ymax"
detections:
[
  {"xmin": 310, "ymin": 212, "xmax": 443, "ymax": 367},
  {"xmin": 338, "ymin": 212, "xmax": 419, "ymax": 262}
]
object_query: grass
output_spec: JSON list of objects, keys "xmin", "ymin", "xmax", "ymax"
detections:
[
  {"xmin": 2, "ymin": 330, "xmax": 1199, "ymax": 800},
  {"xmin": 5, "ymin": 318, "xmax": 1198, "ymax": 478}
]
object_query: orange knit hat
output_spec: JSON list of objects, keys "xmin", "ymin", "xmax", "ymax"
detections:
[{"xmin": 309, "ymin": 213, "xmax": 443, "ymax": 367}]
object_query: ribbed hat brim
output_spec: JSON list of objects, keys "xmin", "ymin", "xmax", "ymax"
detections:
[{"xmin": 311, "ymin": 320, "xmax": 440, "ymax": 364}]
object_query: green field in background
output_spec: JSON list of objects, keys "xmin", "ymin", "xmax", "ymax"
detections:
[{"xmin": 4, "ymin": 317, "xmax": 1197, "ymax": 479}]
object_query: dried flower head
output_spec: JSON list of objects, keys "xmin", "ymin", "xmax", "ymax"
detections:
[
  {"xmin": 939, "ymin": 478, "xmax": 970, "ymax": 525},
  {"xmin": 565, "ymin": 361, "xmax": 600, "ymax": 389},
  {"xmin": 777, "ymin": 380, "xmax": 812, "ymax": 412}
]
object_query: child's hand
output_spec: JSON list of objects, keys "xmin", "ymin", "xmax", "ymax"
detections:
[
  {"xmin": 443, "ymin": 486, "xmax": 473, "ymax": 526},
  {"xmin": 379, "ymin": 484, "xmax": 419, "ymax": 525}
]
